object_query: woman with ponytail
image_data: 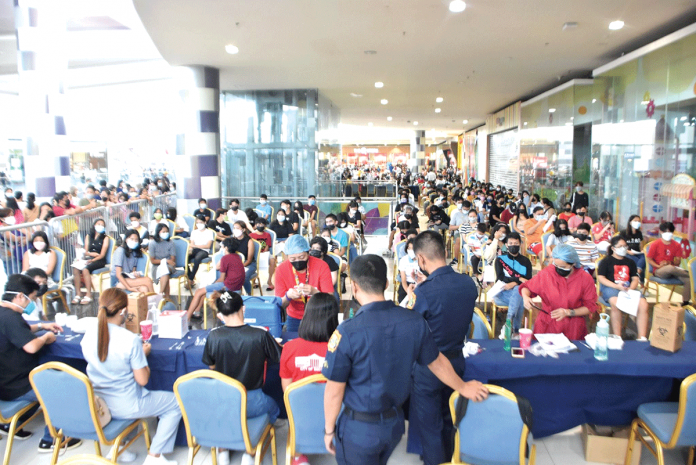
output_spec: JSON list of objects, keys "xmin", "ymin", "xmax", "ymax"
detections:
[{"xmin": 81, "ymin": 288, "xmax": 181, "ymax": 465}]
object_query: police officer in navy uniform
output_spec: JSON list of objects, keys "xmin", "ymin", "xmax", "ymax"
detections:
[
  {"xmin": 322, "ymin": 254, "xmax": 487, "ymax": 465},
  {"xmin": 408, "ymin": 230, "xmax": 479, "ymax": 465}
]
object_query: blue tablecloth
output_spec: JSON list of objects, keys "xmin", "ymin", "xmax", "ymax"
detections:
[{"xmin": 38, "ymin": 327, "xmax": 298, "ymax": 446}]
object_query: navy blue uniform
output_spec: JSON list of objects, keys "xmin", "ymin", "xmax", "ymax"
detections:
[
  {"xmin": 408, "ymin": 265, "xmax": 478, "ymax": 465},
  {"xmin": 322, "ymin": 300, "xmax": 439, "ymax": 465}
]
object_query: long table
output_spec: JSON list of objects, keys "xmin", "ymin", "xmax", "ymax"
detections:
[{"xmin": 38, "ymin": 326, "xmax": 294, "ymax": 446}]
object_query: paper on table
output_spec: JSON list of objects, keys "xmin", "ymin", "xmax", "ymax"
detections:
[
  {"xmin": 534, "ymin": 333, "xmax": 577, "ymax": 353},
  {"xmin": 156, "ymin": 260, "xmax": 170, "ymax": 279},
  {"xmin": 485, "ymin": 280, "xmax": 507, "ymax": 300},
  {"xmin": 616, "ymin": 289, "xmax": 641, "ymax": 317}
]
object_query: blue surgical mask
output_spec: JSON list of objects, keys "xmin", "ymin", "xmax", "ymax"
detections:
[
  {"xmin": 309, "ymin": 199, "xmax": 315, "ymax": 205},
  {"xmin": 160, "ymin": 232, "xmax": 170, "ymax": 240},
  {"xmin": 4, "ymin": 292, "xmax": 35, "ymax": 315},
  {"xmin": 95, "ymin": 225, "xmax": 105, "ymax": 234}
]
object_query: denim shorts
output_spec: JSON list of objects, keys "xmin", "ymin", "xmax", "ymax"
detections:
[{"xmin": 599, "ymin": 284, "xmax": 621, "ymax": 302}]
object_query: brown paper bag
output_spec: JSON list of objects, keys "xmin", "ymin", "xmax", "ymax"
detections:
[
  {"xmin": 650, "ymin": 303, "xmax": 684, "ymax": 353},
  {"xmin": 125, "ymin": 292, "xmax": 149, "ymax": 334}
]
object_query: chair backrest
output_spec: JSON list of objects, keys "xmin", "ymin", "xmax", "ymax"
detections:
[
  {"xmin": 174, "ymin": 370, "xmax": 255, "ymax": 452},
  {"xmin": 689, "ymin": 257, "xmax": 696, "ymax": 303},
  {"xmin": 104, "ymin": 236, "xmax": 114, "ymax": 266},
  {"xmin": 213, "ymin": 251, "xmax": 224, "ymax": 281},
  {"xmin": 684, "ymin": 306, "xmax": 696, "ymax": 342},
  {"xmin": 594, "ymin": 257, "xmax": 605, "ymax": 294},
  {"xmin": 540, "ymin": 232, "xmax": 552, "ymax": 262},
  {"xmin": 166, "ymin": 220, "xmax": 177, "ymax": 237},
  {"xmin": 267, "ymin": 229, "xmax": 277, "ymax": 254},
  {"xmin": 449, "ymin": 385, "xmax": 529, "ymax": 464},
  {"xmin": 644, "ymin": 241, "xmax": 655, "ymax": 276},
  {"xmin": 327, "ymin": 252, "xmax": 341, "ymax": 269},
  {"xmin": 183, "ymin": 215, "xmax": 195, "ymax": 232},
  {"xmin": 172, "ymin": 237, "xmax": 190, "ymax": 269},
  {"xmin": 670, "ymin": 373, "xmax": 696, "ymax": 447},
  {"xmin": 29, "ymin": 362, "xmax": 104, "ymax": 443},
  {"xmin": 395, "ymin": 240, "xmax": 407, "ymax": 261},
  {"xmin": 284, "ymin": 374, "xmax": 328, "ymax": 455},
  {"xmin": 49, "ymin": 246, "xmax": 66, "ymax": 286},
  {"xmin": 469, "ymin": 307, "xmax": 492, "ymax": 339},
  {"xmin": 251, "ymin": 239, "xmax": 261, "ymax": 265},
  {"xmin": 136, "ymin": 253, "xmax": 149, "ymax": 275}
]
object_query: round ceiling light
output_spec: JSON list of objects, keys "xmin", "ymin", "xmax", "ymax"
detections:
[
  {"xmin": 549, "ymin": 108, "xmax": 556, "ymax": 113},
  {"xmin": 462, "ymin": 119, "xmax": 469, "ymax": 124},
  {"xmin": 225, "ymin": 44, "xmax": 239, "ymax": 55},
  {"xmin": 449, "ymin": 0, "xmax": 466, "ymax": 13},
  {"xmin": 387, "ymin": 116, "xmax": 392, "ymax": 121},
  {"xmin": 609, "ymin": 20, "xmax": 624, "ymax": 30},
  {"xmin": 375, "ymin": 82, "xmax": 384, "ymax": 88},
  {"xmin": 435, "ymin": 108, "xmax": 441, "ymax": 113},
  {"xmin": 413, "ymin": 121, "xmax": 419, "ymax": 126},
  {"xmin": 381, "ymin": 99, "xmax": 388, "ymax": 105},
  {"xmin": 436, "ymin": 97, "xmax": 444, "ymax": 103}
]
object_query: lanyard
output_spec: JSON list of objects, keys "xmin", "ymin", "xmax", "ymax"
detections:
[{"xmin": 291, "ymin": 264, "xmax": 310, "ymax": 304}]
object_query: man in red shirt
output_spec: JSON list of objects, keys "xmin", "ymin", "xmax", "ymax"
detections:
[
  {"xmin": 647, "ymin": 222, "xmax": 691, "ymax": 305},
  {"xmin": 275, "ymin": 235, "xmax": 334, "ymax": 332},
  {"xmin": 52, "ymin": 191, "xmax": 95, "ymax": 216}
]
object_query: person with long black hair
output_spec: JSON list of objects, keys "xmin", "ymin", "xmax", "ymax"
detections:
[
  {"xmin": 71, "ymin": 219, "xmax": 110, "ymax": 305},
  {"xmin": 22, "ymin": 193, "xmax": 39, "ymax": 223},
  {"xmin": 110, "ymin": 229, "xmax": 154, "ymax": 293}
]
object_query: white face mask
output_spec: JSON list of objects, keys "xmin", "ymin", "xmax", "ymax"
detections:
[
  {"xmin": 662, "ymin": 232, "xmax": 673, "ymax": 241},
  {"xmin": 469, "ymin": 217, "xmax": 477, "ymax": 223},
  {"xmin": 407, "ymin": 250, "xmax": 416, "ymax": 259},
  {"xmin": 4, "ymin": 217, "xmax": 15, "ymax": 225},
  {"xmin": 196, "ymin": 223, "xmax": 206, "ymax": 230},
  {"xmin": 33, "ymin": 242, "xmax": 46, "ymax": 251},
  {"xmin": 499, "ymin": 234, "xmax": 506, "ymax": 241},
  {"xmin": 199, "ymin": 203, "xmax": 207, "ymax": 209},
  {"xmin": 631, "ymin": 221, "xmax": 641, "ymax": 230},
  {"xmin": 278, "ymin": 216, "xmax": 285, "ymax": 223},
  {"xmin": 130, "ymin": 221, "xmax": 140, "ymax": 229},
  {"xmin": 614, "ymin": 246, "xmax": 628, "ymax": 257},
  {"xmin": 232, "ymin": 228, "xmax": 243, "ymax": 238},
  {"xmin": 535, "ymin": 215, "xmax": 544, "ymax": 221}
]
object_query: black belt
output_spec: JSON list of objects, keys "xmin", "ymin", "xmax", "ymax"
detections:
[
  {"xmin": 442, "ymin": 348, "xmax": 464, "ymax": 360},
  {"xmin": 344, "ymin": 406, "xmax": 399, "ymax": 423}
]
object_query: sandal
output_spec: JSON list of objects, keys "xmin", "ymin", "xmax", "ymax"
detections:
[
  {"xmin": 71, "ymin": 296, "xmax": 81, "ymax": 305},
  {"xmin": 80, "ymin": 296, "xmax": 92, "ymax": 305},
  {"xmin": 266, "ymin": 285, "xmax": 275, "ymax": 291}
]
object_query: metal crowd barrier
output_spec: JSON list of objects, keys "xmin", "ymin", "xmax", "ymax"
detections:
[
  {"xmin": 314, "ymin": 180, "xmax": 397, "ymax": 198},
  {"xmin": 0, "ymin": 220, "xmax": 50, "ymax": 277}
]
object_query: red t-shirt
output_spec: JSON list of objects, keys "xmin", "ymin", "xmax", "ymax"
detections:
[
  {"xmin": 500, "ymin": 209, "xmax": 513, "ymax": 225},
  {"xmin": 279, "ymin": 338, "xmax": 328, "ymax": 382},
  {"xmin": 275, "ymin": 256, "xmax": 333, "ymax": 320},
  {"xmin": 647, "ymin": 239, "xmax": 683, "ymax": 266},
  {"xmin": 558, "ymin": 212, "xmax": 575, "ymax": 222},
  {"xmin": 220, "ymin": 252, "xmax": 245, "ymax": 291},
  {"xmin": 249, "ymin": 231, "xmax": 272, "ymax": 252},
  {"xmin": 591, "ymin": 223, "xmax": 614, "ymax": 244}
]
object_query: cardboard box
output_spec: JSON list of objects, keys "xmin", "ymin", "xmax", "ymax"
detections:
[
  {"xmin": 158, "ymin": 310, "xmax": 189, "ymax": 339},
  {"xmin": 650, "ymin": 303, "xmax": 684, "ymax": 353},
  {"xmin": 125, "ymin": 293, "xmax": 149, "ymax": 335},
  {"xmin": 581, "ymin": 424, "xmax": 640, "ymax": 465}
]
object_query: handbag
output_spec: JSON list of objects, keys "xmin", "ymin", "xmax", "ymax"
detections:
[{"xmin": 94, "ymin": 395, "xmax": 112, "ymax": 427}]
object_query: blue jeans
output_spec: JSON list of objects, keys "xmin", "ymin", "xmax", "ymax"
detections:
[
  {"xmin": 627, "ymin": 253, "xmax": 646, "ymax": 273},
  {"xmin": 494, "ymin": 286, "xmax": 524, "ymax": 331},
  {"xmin": 7, "ymin": 390, "xmax": 52, "ymax": 442},
  {"xmin": 348, "ymin": 244, "xmax": 358, "ymax": 266},
  {"xmin": 285, "ymin": 315, "xmax": 301, "ymax": 332},
  {"xmin": 243, "ymin": 261, "xmax": 257, "ymax": 295},
  {"xmin": 246, "ymin": 389, "xmax": 280, "ymax": 424}
]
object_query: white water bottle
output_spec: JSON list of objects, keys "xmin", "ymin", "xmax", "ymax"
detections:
[
  {"xmin": 147, "ymin": 305, "xmax": 159, "ymax": 336},
  {"xmin": 594, "ymin": 313, "xmax": 610, "ymax": 361}
]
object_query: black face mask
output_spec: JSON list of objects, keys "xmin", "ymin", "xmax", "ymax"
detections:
[
  {"xmin": 231, "ymin": 206, "xmax": 239, "ymax": 211},
  {"xmin": 291, "ymin": 259, "xmax": 308, "ymax": 271},
  {"xmin": 308, "ymin": 249, "xmax": 322, "ymax": 258},
  {"xmin": 256, "ymin": 226, "xmax": 265, "ymax": 232},
  {"xmin": 555, "ymin": 265, "xmax": 572, "ymax": 278},
  {"xmin": 404, "ymin": 213, "xmax": 413, "ymax": 220},
  {"xmin": 576, "ymin": 233, "xmax": 588, "ymax": 242},
  {"xmin": 564, "ymin": 207, "xmax": 571, "ymax": 212},
  {"xmin": 577, "ymin": 212, "xmax": 586, "ymax": 217},
  {"xmin": 326, "ymin": 224, "xmax": 336, "ymax": 230},
  {"xmin": 36, "ymin": 284, "xmax": 48, "ymax": 297},
  {"xmin": 507, "ymin": 245, "xmax": 520, "ymax": 255}
]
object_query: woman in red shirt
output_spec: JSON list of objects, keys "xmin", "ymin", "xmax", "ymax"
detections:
[{"xmin": 520, "ymin": 244, "xmax": 598, "ymax": 340}]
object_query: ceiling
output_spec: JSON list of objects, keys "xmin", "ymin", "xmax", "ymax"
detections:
[{"xmin": 133, "ymin": 0, "xmax": 696, "ymax": 137}]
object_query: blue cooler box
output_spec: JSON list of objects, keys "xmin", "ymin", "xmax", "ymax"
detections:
[{"xmin": 242, "ymin": 295, "xmax": 283, "ymax": 338}]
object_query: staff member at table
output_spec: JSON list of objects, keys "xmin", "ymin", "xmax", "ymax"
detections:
[
  {"xmin": 408, "ymin": 230, "xmax": 478, "ymax": 465},
  {"xmin": 520, "ymin": 244, "xmax": 598, "ymax": 340},
  {"xmin": 322, "ymin": 255, "xmax": 488, "ymax": 465}
]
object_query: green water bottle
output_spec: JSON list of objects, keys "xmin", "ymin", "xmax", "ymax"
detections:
[
  {"xmin": 503, "ymin": 318, "xmax": 512, "ymax": 351},
  {"xmin": 348, "ymin": 308, "xmax": 354, "ymax": 319}
]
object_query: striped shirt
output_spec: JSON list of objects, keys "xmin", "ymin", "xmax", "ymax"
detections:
[{"xmin": 567, "ymin": 238, "xmax": 599, "ymax": 269}]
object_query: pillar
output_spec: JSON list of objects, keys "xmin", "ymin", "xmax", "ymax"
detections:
[
  {"xmin": 14, "ymin": 0, "xmax": 70, "ymax": 200},
  {"xmin": 410, "ymin": 129, "xmax": 426, "ymax": 171},
  {"xmin": 174, "ymin": 66, "xmax": 221, "ymax": 214}
]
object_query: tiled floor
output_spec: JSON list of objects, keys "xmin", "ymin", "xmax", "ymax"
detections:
[{"xmin": 2, "ymin": 232, "xmax": 692, "ymax": 464}]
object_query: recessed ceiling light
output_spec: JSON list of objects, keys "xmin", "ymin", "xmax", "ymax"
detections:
[
  {"xmin": 364, "ymin": 50, "xmax": 377, "ymax": 55},
  {"xmin": 435, "ymin": 108, "xmax": 441, "ymax": 113},
  {"xmin": 368, "ymin": 122, "xmax": 373, "ymax": 127},
  {"xmin": 570, "ymin": 117, "xmax": 574, "ymax": 120},
  {"xmin": 592, "ymin": 99, "xmax": 597, "ymax": 103},
  {"xmin": 609, "ymin": 20, "xmax": 624, "ymax": 31},
  {"xmin": 462, "ymin": 119, "xmax": 468, "ymax": 124},
  {"xmin": 374, "ymin": 82, "xmax": 384, "ymax": 88},
  {"xmin": 381, "ymin": 99, "xmax": 388, "ymax": 105},
  {"xmin": 436, "ymin": 97, "xmax": 444, "ymax": 103},
  {"xmin": 565, "ymin": 122, "xmax": 573, "ymax": 126},
  {"xmin": 523, "ymin": 122, "xmax": 528, "ymax": 126},
  {"xmin": 549, "ymin": 108, "xmax": 556, "ymax": 113},
  {"xmin": 413, "ymin": 121, "xmax": 419, "ymax": 126},
  {"xmin": 562, "ymin": 22, "xmax": 578, "ymax": 31},
  {"xmin": 225, "ymin": 44, "xmax": 239, "ymax": 54},
  {"xmin": 350, "ymin": 93, "xmax": 363, "ymax": 98},
  {"xmin": 449, "ymin": 0, "xmax": 466, "ymax": 13},
  {"xmin": 387, "ymin": 116, "xmax": 392, "ymax": 121}
]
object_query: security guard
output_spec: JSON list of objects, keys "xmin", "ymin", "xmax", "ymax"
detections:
[
  {"xmin": 322, "ymin": 254, "xmax": 487, "ymax": 465},
  {"xmin": 408, "ymin": 230, "xmax": 479, "ymax": 465}
]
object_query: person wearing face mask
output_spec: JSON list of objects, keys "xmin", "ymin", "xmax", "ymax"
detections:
[
  {"xmin": 208, "ymin": 208, "xmax": 232, "ymax": 242},
  {"xmin": 52, "ymin": 191, "xmax": 95, "ymax": 216},
  {"xmin": 231, "ymin": 221, "xmax": 256, "ymax": 295},
  {"xmin": 570, "ymin": 181, "xmax": 589, "ymax": 214},
  {"xmin": 647, "ymin": 221, "xmax": 691, "ymax": 306},
  {"xmin": 0, "ymin": 274, "xmax": 83, "ymax": 450},
  {"xmin": 187, "ymin": 215, "xmax": 215, "ymax": 283},
  {"xmin": 21, "ymin": 231, "xmax": 56, "ymax": 281},
  {"xmin": 303, "ymin": 194, "xmax": 319, "ymax": 235},
  {"xmin": 597, "ymin": 237, "xmax": 649, "ymax": 340},
  {"xmin": 309, "ymin": 236, "xmax": 339, "ymax": 291},
  {"xmin": 71, "ymin": 219, "xmax": 110, "ymax": 305},
  {"xmin": 165, "ymin": 207, "xmax": 189, "ymax": 238},
  {"xmin": 522, "ymin": 206, "xmax": 547, "ymax": 259},
  {"xmin": 275, "ymin": 235, "xmax": 333, "ymax": 332},
  {"xmin": 226, "ymin": 198, "xmax": 254, "ymax": 232},
  {"xmin": 281, "ymin": 199, "xmax": 301, "ymax": 233},
  {"xmin": 148, "ymin": 224, "xmax": 176, "ymax": 300},
  {"xmin": 520, "ymin": 244, "xmax": 598, "ymax": 340},
  {"xmin": 186, "ymin": 238, "xmax": 245, "ymax": 323},
  {"xmin": 111, "ymin": 230, "xmax": 154, "ymax": 294},
  {"xmin": 568, "ymin": 205, "xmax": 593, "ymax": 233},
  {"xmin": 483, "ymin": 223, "xmax": 509, "ymax": 266},
  {"xmin": 406, "ymin": 231, "xmax": 481, "ymax": 465},
  {"xmin": 127, "ymin": 212, "xmax": 150, "ymax": 248},
  {"xmin": 192, "ymin": 197, "xmax": 212, "ymax": 222},
  {"xmin": 255, "ymin": 194, "xmax": 272, "ymax": 221},
  {"xmin": 396, "ymin": 238, "xmax": 421, "ymax": 303},
  {"xmin": 567, "ymin": 222, "xmax": 599, "ymax": 275},
  {"xmin": 500, "ymin": 200, "xmax": 516, "ymax": 226},
  {"xmin": 591, "ymin": 211, "xmax": 615, "ymax": 253},
  {"xmin": 545, "ymin": 219, "xmax": 572, "ymax": 260},
  {"xmin": 493, "ymin": 233, "xmax": 533, "ymax": 338},
  {"xmin": 558, "ymin": 202, "xmax": 575, "ymax": 222},
  {"xmin": 488, "ymin": 195, "xmax": 505, "ymax": 227},
  {"xmin": 620, "ymin": 215, "xmax": 646, "ymax": 276},
  {"xmin": 147, "ymin": 208, "xmax": 167, "ymax": 236},
  {"xmin": 325, "ymin": 214, "xmax": 349, "ymax": 259},
  {"xmin": 249, "ymin": 217, "xmax": 275, "ymax": 292},
  {"xmin": 527, "ymin": 195, "xmax": 542, "ymax": 216},
  {"xmin": 81, "ymin": 288, "xmax": 181, "ymax": 465}
]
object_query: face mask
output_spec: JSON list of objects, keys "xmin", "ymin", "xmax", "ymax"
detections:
[
  {"xmin": 322, "ymin": 236, "xmax": 331, "ymax": 244},
  {"xmin": 407, "ymin": 249, "xmax": 416, "ymax": 259},
  {"xmin": 4, "ymin": 217, "xmax": 15, "ymax": 225},
  {"xmin": 130, "ymin": 221, "xmax": 140, "ymax": 229},
  {"xmin": 4, "ymin": 292, "xmax": 35, "ymax": 315},
  {"xmin": 199, "ymin": 203, "xmax": 207, "ymax": 209},
  {"xmin": 662, "ymin": 232, "xmax": 673, "ymax": 241},
  {"xmin": 350, "ymin": 209, "xmax": 357, "ymax": 215},
  {"xmin": 457, "ymin": 204, "xmax": 463, "ymax": 210},
  {"xmin": 196, "ymin": 223, "xmax": 205, "ymax": 230},
  {"xmin": 309, "ymin": 249, "xmax": 322, "ymax": 258},
  {"xmin": 256, "ymin": 226, "xmax": 265, "ymax": 232},
  {"xmin": 36, "ymin": 284, "xmax": 48, "ymax": 297},
  {"xmin": 154, "ymin": 213, "xmax": 163, "ymax": 220},
  {"xmin": 507, "ymin": 245, "xmax": 520, "ymax": 255},
  {"xmin": 576, "ymin": 233, "xmax": 588, "ymax": 241},
  {"xmin": 309, "ymin": 199, "xmax": 316, "ymax": 206},
  {"xmin": 283, "ymin": 206, "xmax": 290, "ymax": 213},
  {"xmin": 126, "ymin": 240, "xmax": 139, "ymax": 250},
  {"xmin": 326, "ymin": 223, "xmax": 336, "ymax": 230},
  {"xmin": 160, "ymin": 232, "xmax": 170, "ymax": 240},
  {"xmin": 401, "ymin": 198, "xmax": 407, "ymax": 204},
  {"xmin": 291, "ymin": 259, "xmax": 308, "ymax": 271},
  {"xmin": 231, "ymin": 205, "xmax": 239, "ymax": 211},
  {"xmin": 129, "ymin": 192, "xmax": 137, "ymax": 197},
  {"xmin": 614, "ymin": 246, "xmax": 628, "ymax": 257},
  {"xmin": 576, "ymin": 186, "xmax": 582, "ymax": 192},
  {"xmin": 631, "ymin": 221, "xmax": 641, "ymax": 230},
  {"xmin": 33, "ymin": 242, "xmax": 46, "ymax": 251},
  {"xmin": 260, "ymin": 199, "xmax": 267, "ymax": 205},
  {"xmin": 577, "ymin": 212, "xmax": 586, "ymax": 217},
  {"xmin": 469, "ymin": 217, "xmax": 477, "ymax": 223},
  {"xmin": 340, "ymin": 222, "xmax": 347, "ymax": 228},
  {"xmin": 535, "ymin": 215, "xmax": 544, "ymax": 221},
  {"xmin": 95, "ymin": 225, "xmax": 105, "ymax": 234},
  {"xmin": 564, "ymin": 207, "xmax": 571, "ymax": 212},
  {"xmin": 404, "ymin": 213, "xmax": 413, "ymax": 220},
  {"xmin": 232, "ymin": 228, "xmax": 243, "ymax": 238},
  {"xmin": 499, "ymin": 234, "xmax": 506, "ymax": 241},
  {"xmin": 555, "ymin": 265, "xmax": 572, "ymax": 277},
  {"xmin": 278, "ymin": 216, "xmax": 285, "ymax": 223}
]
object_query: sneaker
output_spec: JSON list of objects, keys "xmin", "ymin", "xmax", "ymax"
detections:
[
  {"xmin": 142, "ymin": 454, "xmax": 178, "ymax": 465},
  {"xmin": 108, "ymin": 446, "xmax": 137, "ymax": 463},
  {"xmin": 190, "ymin": 312, "xmax": 202, "ymax": 321},
  {"xmin": 498, "ymin": 327, "xmax": 505, "ymax": 340},
  {"xmin": 216, "ymin": 449, "xmax": 230, "ymax": 465},
  {"xmin": 637, "ymin": 337, "xmax": 648, "ymax": 342},
  {"xmin": 292, "ymin": 455, "xmax": 310, "ymax": 465},
  {"xmin": 0, "ymin": 423, "xmax": 33, "ymax": 440},
  {"xmin": 38, "ymin": 437, "xmax": 82, "ymax": 453},
  {"xmin": 241, "ymin": 453, "xmax": 255, "ymax": 465}
]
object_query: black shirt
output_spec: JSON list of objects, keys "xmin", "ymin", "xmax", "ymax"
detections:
[
  {"xmin": 202, "ymin": 325, "xmax": 282, "ymax": 391},
  {"xmin": 192, "ymin": 208, "xmax": 212, "ymax": 221},
  {"xmin": 287, "ymin": 212, "xmax": 301, "ymax": 230},
  {"xmin": 495, "ymin": 253, "xmax": 533, "ymax": 285},
  {"xmin": 270, "ymin": 220, "xmax": 294, "ymax": 240},
  {"xmin": 598, "ymin": 255, "xmax": 638, "ymax": 286},
  {"xmin": 620, "ymin": 229, "xmax": 644, "ymax": 253},
  {"xmin": 489, "ymin": 203, "xmax": 504, "ymax": 226},
  {"xmin": 208, "ymin": 220, "xmax": 232, "ymax": 238},
  {"xmin": 0, "ymin": 307, "xmax": 39, "ymax": 400},
  {"xmin": 323, "ymin": 255, "xmax": 339, "ymax": 273},
  {"xmin": 570, "ymin": 191, "xmax": 589, "ymax": 213}
]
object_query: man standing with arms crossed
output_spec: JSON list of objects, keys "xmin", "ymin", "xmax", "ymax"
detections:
[{"xmin": 322, "ymin": 255, "xmax": 487, "ymax": 465}]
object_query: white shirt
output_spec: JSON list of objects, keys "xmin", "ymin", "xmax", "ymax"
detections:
[
  {"xmin": 226, "ymin": 210, "xmax": 253, "ymax": 231},
  {"xmin": 190, "ymin": 227, "xmax": 215, "ymax": 247},
  {"xmin": 398, "ymin": 255, "xmax": 420, "ymax": 283}
]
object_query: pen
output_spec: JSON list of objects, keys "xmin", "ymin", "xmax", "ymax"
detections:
[{"xmin": 530, "ymin": 302, "xmax": 549, "ymax": 315}]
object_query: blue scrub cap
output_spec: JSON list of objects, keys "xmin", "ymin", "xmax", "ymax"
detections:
[
  {"xmin": 284, "ymin": 234, "xmax": 310, "ymax": 255},
  {"xmin": 551, "ymin": 244, "xmax": 582, "ymax": 268}
]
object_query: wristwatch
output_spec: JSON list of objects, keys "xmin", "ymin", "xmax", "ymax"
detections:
[
  {"xmin": 569, "ymin": 309, "xmax": 576, "ymax": 317},
  {"xmin": 37, "ymin": 322, "xmax": 43, "ymax": 330}
]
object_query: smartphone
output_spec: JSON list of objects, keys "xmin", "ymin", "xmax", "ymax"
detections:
[{"xmin": 511, "ymin": 347, "xmax": 525, "ymax": 358}]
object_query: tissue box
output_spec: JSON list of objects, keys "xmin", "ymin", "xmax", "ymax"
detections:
[
  {"xmin": 158, "ymin": 311, "xmax": 189, "ymax": 339},
  {"xmin": 581, "ymin": 424, "xmax": 640, "ymax": 465},
  {"xmin": 650, "ymin": 303, "xmax": 684, "ymax": 353}
]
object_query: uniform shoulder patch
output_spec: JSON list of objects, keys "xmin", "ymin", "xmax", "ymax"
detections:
[
  {"xmin": 406, "ymin": 293, "xmax": 417, "ymax": 310},
  {"xmin": 327, "ymin": 330, "xmax": 342, "ymax": 353}
]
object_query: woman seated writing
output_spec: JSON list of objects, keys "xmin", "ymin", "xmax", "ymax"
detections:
[
  {"xmin": 520, "ymin": 244, "xmax": 598, "ymax": 340},
  {"xmin": 597, "ymin": 236, "xmax": 649, "ymax": 340},
  {"xmin": 81, "ymin": 288, "xmax": 181, "ymax": 465},
  {"xmin": 110, "ymin": 229, "xmax": 154, "ymax": 293},
  {"xmin": 71, "ymin": 219, "xmax": 110, "ymax": 305},
  {"xmin": 203, "ymin": 291, "xmax": 282, "ymax": 465}
]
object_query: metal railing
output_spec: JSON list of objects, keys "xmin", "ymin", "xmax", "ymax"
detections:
[
  {"xmin": 314, "ymin": 180, "xmax": 397, "ymax": 198},
  {"xmin": 0, "ymin": 220, "xmax": 50, "ymax": 277}
]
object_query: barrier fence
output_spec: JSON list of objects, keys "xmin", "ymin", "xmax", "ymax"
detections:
[
  {"xmin": 0, "ymin": 220, "xmax": 50, "ymax": 277},
  {"xmin": 314, "ymin": 180, "xmax": 397, "ymax": 199}
]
